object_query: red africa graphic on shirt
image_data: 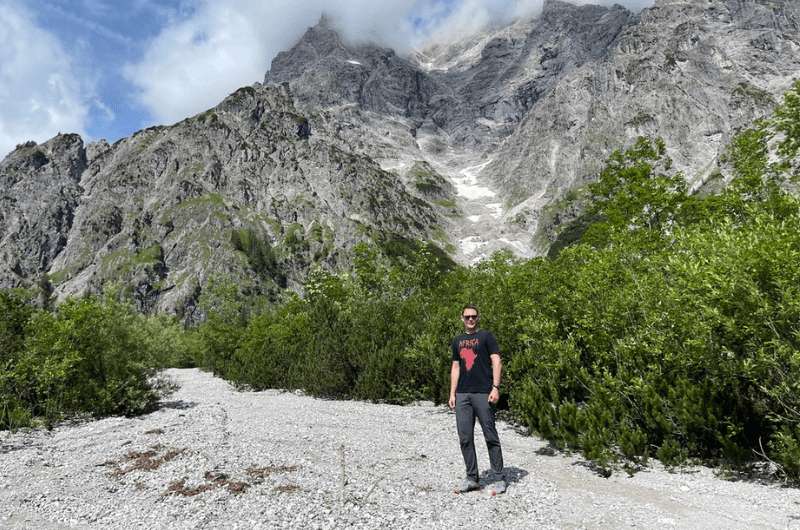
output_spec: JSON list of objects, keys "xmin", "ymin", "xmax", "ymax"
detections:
[{"xmin": 459, "ymin": 348, "xmax": 477, "ymax": 371}]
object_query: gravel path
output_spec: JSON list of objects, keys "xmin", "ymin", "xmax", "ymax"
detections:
[{"xmin": 2, "ymin": 369, "xmax": 800, "ymax": 529}]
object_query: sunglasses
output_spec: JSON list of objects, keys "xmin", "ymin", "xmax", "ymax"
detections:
[{"xmin": 462, "ymin": 314, "xmax": 478, "ymax": 320}]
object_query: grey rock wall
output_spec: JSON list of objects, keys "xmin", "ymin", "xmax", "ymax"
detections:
[
  {"xmin": 265, "ymin": 0, "xmax": 799, "ymax": 250},
  {"xmin": 486, "ymin": 0, "xmax": 800, "ymax": 241},
  {"xmin": 0, "ymin": 135, "xmax": 86, "ymax": 286},
  {"xmin": 0, "ymin": 85, "xmax": 442, "ymax": 318}
]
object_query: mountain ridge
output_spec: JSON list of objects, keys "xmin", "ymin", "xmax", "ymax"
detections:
[{"xmin": 1, "ymin": 84, "xmax": 447, "ymax": 318}]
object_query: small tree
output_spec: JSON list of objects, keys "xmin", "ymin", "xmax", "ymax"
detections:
[{"xmin": 584, "ymin": 137, "xmax": 687, "ymax": 246}]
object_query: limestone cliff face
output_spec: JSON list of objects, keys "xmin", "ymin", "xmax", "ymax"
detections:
[
  {"xmin": 268, "ymin": 3, "xmax": 634, "ymax": 148},
  {"xmin": 0, "ymin": 85, "xmax": 440, "ymax": 318},
  {"xmin": 486, "ymin": 0, "xmax": 800, "ymax": 246},
  {"xmin": 264, "ymin": 0, "xmax": 800, "ymax": 254},
  {"xmin": 0, "ymin": 135, "xmax": 86, "ymax": 286},
  {"xmin": 428, "ymin": 0, "xmax": 634, "ymax": 145}
]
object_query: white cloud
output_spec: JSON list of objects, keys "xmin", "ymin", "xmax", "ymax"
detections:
[
  {"xmin": 425, "ymin": 0, "xmax": 654, "ymax": 45},
  {"xmin": 0, "ymin": 1, "xmax": 91, "ymax": 158},
  {"xmin": 123, "ymin": 0, "xmax": 423, "ymax": 125},
  {"xmin": 126, "ymin": 0, "xmax": 655, "ymax": 126}
]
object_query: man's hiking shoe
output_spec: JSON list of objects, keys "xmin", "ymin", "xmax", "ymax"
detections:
[
  {"xmin": 453, "ymin": 479, "xmax": 480, "ymax": 494},
  {"xmin": 488, "ymin": 480, "xmax": 506, "ymax": 496}
]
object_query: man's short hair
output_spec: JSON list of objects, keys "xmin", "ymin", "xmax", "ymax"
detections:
[{"xmin": 462, "ymin": 304, "xmax": 479, "ymax": 316}]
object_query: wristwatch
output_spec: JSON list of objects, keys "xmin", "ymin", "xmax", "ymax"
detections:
[{"xmin": 492, "ymin": 385, "xmax": 500, "ymax": 390}]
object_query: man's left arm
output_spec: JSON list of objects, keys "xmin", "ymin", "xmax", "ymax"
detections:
[{"xmin": 489, "ymin": 353, "xmax": 501, "ymax": 404}]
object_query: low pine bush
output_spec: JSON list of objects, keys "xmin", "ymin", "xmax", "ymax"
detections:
[{"xmin": 0, "ymin": 294, "xmax": 181, "ymax": 429}]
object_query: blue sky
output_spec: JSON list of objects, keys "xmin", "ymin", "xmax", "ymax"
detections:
[
  {"xmin": 24, "ymin": 0, "xmax": 187, "ymax": 140},
  {"xmin": 0, "ymin": 0, "xmax": 653, "ymax": 158}
]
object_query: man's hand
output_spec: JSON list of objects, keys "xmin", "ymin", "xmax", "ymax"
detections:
[
  {"xmin": 488, "ymin": 388, "xmax": 500, "ymax": 404},
  {"xmin": 449, "ymin": 361, "xmax": 459, "ymax": 410}
]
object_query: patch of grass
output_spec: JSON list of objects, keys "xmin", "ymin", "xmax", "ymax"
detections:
[
  {"xmin": 733, "ymin": 82, "xmax": 775, "ymax": 107},
  {"xmin": 273, "ymin": 484, "xmax": 301, "ymax": 493},
  {"xmin": 204, "ymin": 471, "xmax": 249, "ymax": 494},
  {"xmin": 245, "ymin": 464, "xmax": 299, "ymax": 481},
  {"xmin": 308, "ymin": 222, "xmax": 324, "ymax": 243},
  {"xmin": 232, "ymin": 86, "xmax": 256, "ymax": 99},
  {"xmin": 99, "ymin": 244, "xmax": 163, "ymax": 278},
  {"xmin": 156, "ymin": 463, "xmax": 300, "ymax": 497},
  {"xmin": 133, "ymin": 244, "xmax": 163, "ymax": 265},
  {"xmin": 109, "ymin": 445, "xmax": 185, "ymax": 476},
  {"xmin": 432, "ymin": 227, "xmax": 450, "ymax": 245},
  {"xmin": 99, "ymin": 248, "xmax": 134, "ymax": 276},
  {"xmin": 282, "ymin": 223, "xmax": 308, "ymax": 253},
  {"xmin": 231, "ymin": 228, "xmax": 278, "ymax": 278},
  {"xmin": 164, "ymin": 478, "xmax": 216, "ymax": 497},
  {"xmin": 263, "ymin": 217, "xmax": 283, "ymax": 238},
  {"xmin": 158, "ymin": 193, "xmax": 230, "ymax": 226},
  {"xmin": 409, "ymin": 161, "xmax": 448, "ymax": 196},
  {"xmin": 307, "ymin": 222, "xmax": 335, "ymax": 261},
  {"xmin": 129, "ymin": 126, "xmax": 166, "ymax": 154},
  {"xmin": 48, "ymin": 268, "xmax": 74, "ymax": 286},
  {"xmin": 178, "ymin": 193, "xmax": 226, "ymax": 210},
  {"xmin": 48, "ymin": 246, "xmax": 98, "ymax": 285},
  {"xmin": 195, "ymin": 110, "xmax": 219, "ymax": 126},
  {"xmin": 164, "ymin": 471, "xmax": 251, "ymax": 496},
  {"xmin": 433, "ymin": 198, "xmax": 457, "ymax": 209}
]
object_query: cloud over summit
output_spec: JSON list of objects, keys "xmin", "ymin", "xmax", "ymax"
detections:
[{"xmin": 127, "ymin": 0, "xmax": 655, "ymax": 126}]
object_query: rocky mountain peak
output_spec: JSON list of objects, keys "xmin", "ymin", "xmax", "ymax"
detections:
[
  {"xmin": 537, "ymin": 0, "xmax": 633, "ymax": 62},
  {"xmin": 260, "ymin": 0, "xmax": 800, "ymax": 261},
  {"xmin": 265, "ymin": 15, "xmax": 403, "ymax": 83},
  {"xmin": 265, "ymin": 17, "xmax": 438, "ymax": 118},
  {"xmin": 0, "ymin": 82, "xmax": 447, "ymax": 317},
  {"xmin": 0, "ymin": 134, "xmax": 86, "ymax": 285},
  {"xmin": 286, "ymin": 14, "xmax": 348, "ymax": 63},
  {"xmin": 1, "ymin": 134, "xmax": 85, "ymax": 185}
]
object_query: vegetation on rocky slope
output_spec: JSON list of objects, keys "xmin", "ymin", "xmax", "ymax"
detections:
[{"xmin": 2, "ymin": 81, "xmax": 800, "ymax": 480}]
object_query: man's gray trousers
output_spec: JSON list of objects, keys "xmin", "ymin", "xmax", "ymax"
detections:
[{"xmin": 455, "ymin": 392, "xmax": 504, "ymax": 483}]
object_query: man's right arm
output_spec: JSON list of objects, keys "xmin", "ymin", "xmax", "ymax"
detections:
[{"xmin": 449, "ymin": 361, "xmax": 460, "ymax": 409}]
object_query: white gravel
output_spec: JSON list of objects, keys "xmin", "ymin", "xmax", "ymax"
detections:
[{"xmin": 2, "ymin": 369, "xmax": 800, "ymax": 529}]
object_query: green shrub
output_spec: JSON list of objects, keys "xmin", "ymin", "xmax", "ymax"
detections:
[
  {"xmin": 1, "ymin": 295, "xmax": 171, "ymax": 429},
  {"xmin": 0, "ymin": 290, "xmax": 32, "ymax": 361},
  {"xmin": 136, "ymin": 313, "xmax": 203, "ymax": 369},
  {"xmin": 197, "ymin": 278, "xmax": 250, "ymax": 376},
  {"xmin": 231, "ymin": 227, "xmax": 279, "ymax": 278},
  {"xmin": 507, "ymin": 206, "xmax": 800, "ymax": 472}
]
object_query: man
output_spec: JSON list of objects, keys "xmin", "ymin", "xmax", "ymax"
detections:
[{"xmin": 449, "ymin": 304, "xmax": 505, "ymax": 495}]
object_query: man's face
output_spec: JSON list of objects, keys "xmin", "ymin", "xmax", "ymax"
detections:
[{"xmin": 462, "ymin": 309, "xmax": 479, "ymax": 332}]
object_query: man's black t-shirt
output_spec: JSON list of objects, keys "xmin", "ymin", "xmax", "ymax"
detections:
[{"xmin": 451, "ymin": 329, "xmax": 500, "ymax": 393}]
